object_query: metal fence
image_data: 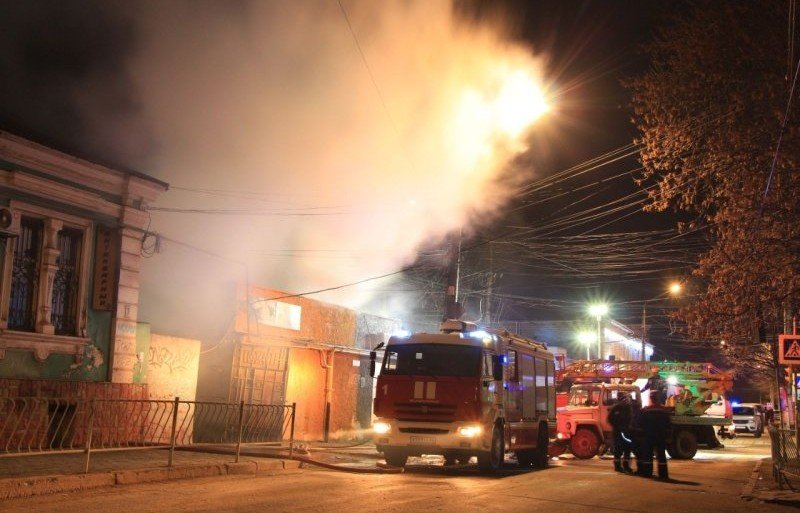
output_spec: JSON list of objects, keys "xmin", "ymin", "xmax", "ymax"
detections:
[
  {"xmin": 0, "ymin": 397, "xmax": 296, "ymax": 472},
  {"xmin": 769, "ymin": 427, "xmax": 800, "ymax": 489}
]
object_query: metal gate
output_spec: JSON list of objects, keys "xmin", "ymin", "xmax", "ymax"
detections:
[{"xmin": 229, "ymin": 344, "xmax": 289, "ymax": 405}]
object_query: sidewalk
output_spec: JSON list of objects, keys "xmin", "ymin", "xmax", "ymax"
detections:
[
  {"xmin": 744, "ymin": 458, "xmax": 800, "ymax": 506},
  {"xmin": 0, "ymin": 442, "xmax": 382, "ymax": 501},
  {"xmin": 0, "ymin": 447, "xmax": 301, "ymax": 500}
]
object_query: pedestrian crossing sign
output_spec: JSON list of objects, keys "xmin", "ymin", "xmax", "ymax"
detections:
[{"xmin": 779, "ymin": 335, "xmax": 800, "ymax": 364}]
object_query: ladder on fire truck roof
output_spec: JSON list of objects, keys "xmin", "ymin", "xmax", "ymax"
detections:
[
  {"xmin": 558, "ymin": 360, "xmax": 732, "ymax": 390},
  {"xmin": 489, "ymin": 328, "xmax": 549, "ymax": 352}
]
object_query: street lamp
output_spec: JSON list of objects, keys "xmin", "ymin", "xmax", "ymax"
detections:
[
  {"xmin": 588, "ymin": 304, "xmax": 608, "ymax": 360},
  {"xmin": 577, "ymin": 331, "xmax": 596, "ymax": 360}
]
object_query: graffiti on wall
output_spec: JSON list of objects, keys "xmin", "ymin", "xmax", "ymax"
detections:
[{"xmin": 148, "ymin": 346, "xmax": 192, "ymax": 374}]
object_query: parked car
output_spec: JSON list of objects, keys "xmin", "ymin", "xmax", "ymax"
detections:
[{"xmin": 732, "ymin": 403, "xmax": 764, "ymax": 437}]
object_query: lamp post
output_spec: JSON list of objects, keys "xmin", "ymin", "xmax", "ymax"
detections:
[
  {"xmin": 588, "ymin": 304, "xmax": 608, "ymax": 360},
  {"xmin": 577, "ymin": 331, "xmax": 596, "ymax": 360}
]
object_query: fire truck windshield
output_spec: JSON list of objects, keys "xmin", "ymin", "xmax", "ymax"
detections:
[
  {"xmin": 382, "ymin": 343, "xmax": 482, "ymax": 377},
  {"xmin": 568, "ymin": 386, "xmax": 601, "ymax": 406}
]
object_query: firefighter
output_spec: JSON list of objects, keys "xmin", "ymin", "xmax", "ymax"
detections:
[
  {"xmin": 636, "ymin": 391, "xmax": 671, "ymax": 479},
  {"xmin": 607, "ymin": 392, "xmax": 633, "ymax": 472},
  {"xmin": 641, "ymin": 368, "xmax": 667, "ymax": 405}
]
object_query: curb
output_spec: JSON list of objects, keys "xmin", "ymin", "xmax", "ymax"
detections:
[
  {"xmin": 0, "ymin": 459, "xmax": 301, "ymax": 501},
  {"xmin": 740, "ymin": 459, "xmax": 762, "ymax": 499}
]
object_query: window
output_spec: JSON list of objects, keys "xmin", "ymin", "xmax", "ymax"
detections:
[
  {"xmin": 8, "ymin": 218, "xmax": 43, "ymax": 331},
  {"xmin": 482, "ymin": 351, "xmax": 494, "ymax": 378},
  {"xmin": 568, "ymin": 387, "xmax": 600, "ymax": 406},
  {"xmin": 51, "ymin": 228, "xmax": 82, "ymax": 335},
  {"xmin": 384, "ymin": 351, "xmax": 398, "ymax": 371},
  {"xmin": 1, "ymin": 203, "xmax": 92, "ymax": 342},
  {"xmin": 381, "ymin": 344, "xmax": 481, "ymax": 377}
]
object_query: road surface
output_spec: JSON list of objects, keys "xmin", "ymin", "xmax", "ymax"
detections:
[{"xmin": 3, "ymin": 436, "xmax": 789, "ymax": 513}]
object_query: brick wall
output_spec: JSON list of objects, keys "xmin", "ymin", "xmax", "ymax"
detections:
[
  {"xmin": 0, "ymin": 379, "xmax": 150, "ymax": 451},
  {"xmin": 0, "ymin": 378, "xmax": 147, "ymax": 400}
]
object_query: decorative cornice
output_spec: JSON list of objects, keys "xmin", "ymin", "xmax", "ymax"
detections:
[
  {"xmin": 0, "ymin": 131, "xmax": 168, "ymax": 198},
  {"xmin": 1, "ymin": 169, "xmax": 121, "ymax": 218}
]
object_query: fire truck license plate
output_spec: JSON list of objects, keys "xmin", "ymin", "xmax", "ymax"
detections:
[{"xmin": 409, "ymin": 436, "xmax": 436, "ymax": 445}]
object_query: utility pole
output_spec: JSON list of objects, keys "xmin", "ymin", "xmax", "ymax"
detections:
[
  {"xmin": 641, "ymin": 301, "xmax": 647, "ymax": 361},
  {"xmin": 443, "ymin": 231, "xmax": 463, "ymax": 320},
  {"xmin": 485, "ymin": 242, "xmax": 493, "ymax": 327},
  {"xmin": 597, "ymin": 315, "xmax": 603, "ymax": 360}
]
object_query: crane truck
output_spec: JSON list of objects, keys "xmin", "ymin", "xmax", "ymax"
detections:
[{"xmin": 553, "ymin": 360, "xmax": 733, "ymax": 460}]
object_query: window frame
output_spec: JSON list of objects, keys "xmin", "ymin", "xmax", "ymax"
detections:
[{"xmin": 0, "ymin": 201, "xmax": 93, "ymax": 340}]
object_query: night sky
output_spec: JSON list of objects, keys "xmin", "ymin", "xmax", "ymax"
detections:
[{"xmin": 0, "ymin": 1, "xmax": 704, "ymax": 360}]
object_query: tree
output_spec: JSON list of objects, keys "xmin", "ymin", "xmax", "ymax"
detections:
[{"xmin": 628, "ymin": 2, "xmax": 800, "ymax": 384}]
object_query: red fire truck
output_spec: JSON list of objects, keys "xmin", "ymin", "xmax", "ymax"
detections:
[{"xmin": 369, "ymin": 320, "xmax": 556, "ymax": 473}]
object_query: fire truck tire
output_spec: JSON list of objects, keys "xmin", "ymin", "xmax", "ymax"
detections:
[
  {"xmin": 533, "ymin": 424, "xmax": 549, "ymax": 468},
  {"xmin": 570, "ymin": 428, "xmax": 600, "ymax": 459},
  {"xmin": 383, "ymin": 450, "xmax": 408, "ymax": 467},
  {"xmin": 478, "ymin": 425, "xmax": 504, "ymax": 473},
  {"xmin": 667, "ymin": 429, "xmax": 697, "ymax": 460}
]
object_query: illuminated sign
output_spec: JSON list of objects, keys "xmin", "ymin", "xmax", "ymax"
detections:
[
  {"xmin": 253, "ymin": 300, "xmax": 301, "ymax": 331},
  {"xmin": 779, "ymin": 335, "xmax": 800, "ymax": 365}
]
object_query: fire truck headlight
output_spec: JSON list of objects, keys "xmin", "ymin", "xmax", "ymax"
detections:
[
  {"xmin": 372, "ymin": 422, "xmax": 391, "ymax": 434},
  {"xmin": 457, "ymin": 425, "xmax": 483, "ymax": 438}
]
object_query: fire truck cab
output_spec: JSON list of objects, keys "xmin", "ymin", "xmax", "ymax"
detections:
[{"xmin": 370, "ymin": 320, "xmax": 556, "ymax": 473}]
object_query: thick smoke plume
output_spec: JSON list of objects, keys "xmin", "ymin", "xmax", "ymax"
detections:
[{"xmin": 118, "ymin": 1, "xmax": 548, "ymax": 337}]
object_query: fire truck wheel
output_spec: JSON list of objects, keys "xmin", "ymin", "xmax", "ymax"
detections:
[
  {"xmin": 478, "ymin": 425, "xmax": 504, "ymax": 473},
  {"xmin": 667, "ymin": 429, "xmax": 697, "ymax": 460},
  {"xmin": 533, "ymin": 426, "xmax": 549, "ymax": 468},
  {"xmin": 383, "ymin": 450, "xmax": 408, "ymax": 467},
  {"xmin": 570, "ymin": 428, "xmax": 600, "ymax": 459}
]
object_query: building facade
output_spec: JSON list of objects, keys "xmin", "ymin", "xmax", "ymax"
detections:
[
  {"xmin": 604, "ymin": 319, "xmax": 654, "ymax": 361},
  {"xmin": 0, "ymin": 131, "xmax": 194, "ymax": 400},
  {"xmin": 196, "ymin": 285, "xmax": 401, "ymax": 441}
]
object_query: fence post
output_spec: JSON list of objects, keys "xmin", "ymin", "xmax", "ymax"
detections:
[
  {"xmin": 168, "ymin": 397, "xmax": 180, "ymax": 467},
  {"xmin": 84, "ymin": 399, "xmax": 95, "ymax": 474},
  {"xmin": 289, "ymin": 403, "xmax": 296, "ymax": 459},
  {"xmin": 236, "ymin": 400, "xmax": 245, "ymax": 463}
]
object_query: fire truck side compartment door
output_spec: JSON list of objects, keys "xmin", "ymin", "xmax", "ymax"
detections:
[{"xmin": 521, "ymin": 353, "xmax": 536, "ymax": 418}]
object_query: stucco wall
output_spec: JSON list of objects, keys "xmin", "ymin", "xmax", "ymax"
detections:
[{"xmin": 143, "ymin": 333, "xmax": 201, "ymax": 401}]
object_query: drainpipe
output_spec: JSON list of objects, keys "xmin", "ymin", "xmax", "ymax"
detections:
[{"xmin": 319, "ymin": 349, "xmax": 336, "ymax": 442}]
